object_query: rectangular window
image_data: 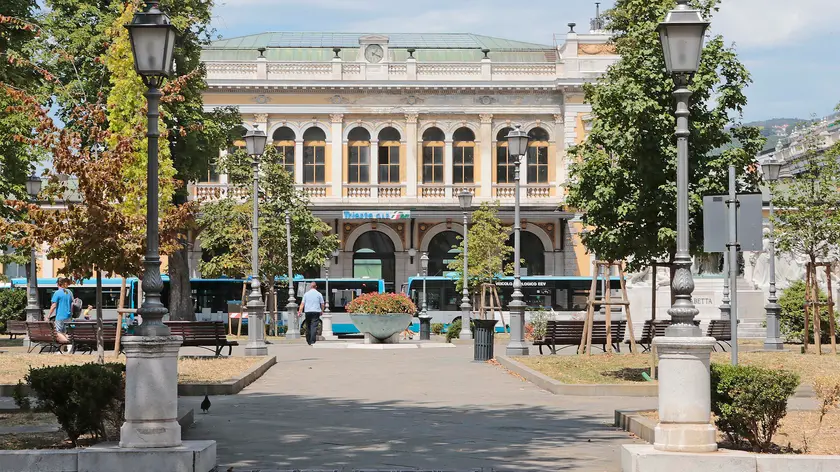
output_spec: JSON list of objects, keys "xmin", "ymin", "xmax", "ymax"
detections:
[
  {"xmin": 304, "ymin": 145, "xmax": 326, "ymax": 184},
  {"xmin": 276, "ymin": 145, "xmax": 295, "ymax": 175},
  {"xmin": 348, "ymin": 145, "xmax": 370, "ymax": 183},
  {"xmin": 378, "ymin": 145, "xmax": 400, "ymax": 184},
  {"xmin": 496, "ymin": 145, "xmax": 515, "ymax": 184},
  {"xmin": 527, "ymin": 146, "xmax": 549, "ymax": 183},
  {"xmin": 422, "ymin": 146, "xmax": 444, "ymax": 183},
  {"xmin": 453, "ymin": 146, "xmax": 474, "ymax": 184}
]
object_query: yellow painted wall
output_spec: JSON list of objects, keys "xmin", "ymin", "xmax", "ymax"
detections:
[{"xmin": 569, "ymin": 220, "xmax": 592, "ymax": 276}]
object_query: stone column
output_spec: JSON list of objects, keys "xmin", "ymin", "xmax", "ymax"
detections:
[
  {"xmin": 120, "ymin": 336, "xmax": 183, "ymax": 448},
  {"xmin": 331, "ymin": 114, "xmax": 344, "ymax": 198},
  {"xmin": 553, "ymin": 114, "xmax": 566, "ymax": 189},
  {"xmin": 370, "ymin": 139, "xmax": 379, "ymax": 198},
  {"xmin": 479, "ymin": 114, "xmax": 493, "ymax": 198},
  {"xmin": 253, "ymin": 113, "xmax": 268, "ymax": 133},
  {"xmin": 653, "ymin": 337, "xmax": 717, "ymax": 452},
  {"xmin": 405, "ymin": 113, "xmax": 418, "ymax": 197},
  {"xmin": 444, "ymin": 139, "xmax": 453, "ymax": 198},
  {"xmin": 294, "ymin": 139, "xmax": 304, "ymax": 184}
]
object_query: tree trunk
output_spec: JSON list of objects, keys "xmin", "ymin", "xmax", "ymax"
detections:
[
  {"xmin": 96, "ymin": 270, "xmax": 104, "ymax": 365},
  {"xmin": 168, "ymin": 244, "xmax": 194, "ymax": 321}
]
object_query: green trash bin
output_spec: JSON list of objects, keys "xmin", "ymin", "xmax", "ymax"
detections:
[{"xmin": 473, "ymin": 319, "xmax": 498, "ymax": 361}]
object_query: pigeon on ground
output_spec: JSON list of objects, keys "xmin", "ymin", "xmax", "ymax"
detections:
[{"xmin": 201, "ymin": 394, "xmax": 211, "ymax": 413}]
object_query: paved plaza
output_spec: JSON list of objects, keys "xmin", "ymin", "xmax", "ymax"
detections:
[{"xmin": 182, "ymin": 343, "xmax": 656, "ymax": 471}]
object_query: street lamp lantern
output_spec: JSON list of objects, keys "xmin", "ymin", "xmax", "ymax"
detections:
[
  {"xmin": 420, "ymin": 253, "xmax": 430, "ymax": 331},
  {"xmin": 125, "ymin": 1, "xmax": 177, "ymax": 85},
  {"xmin": 420, "ymin": 252, "xmax": 429, "ymax": 272},
  {"xmin": 458, "ymin": 189, "xmax": 473, "ymax": 210},
  {"xmin": 244, "ymin": 127, "xmax": 267, "ymax": 157},
  {"xmin": 761, "ymin": 159, "xmax": 783, "ymax": 183},
  {"xmin": 506, "ymin": 125, "xmax": 530, "ymax": 159},
  {"xmin": 657, "ymin": 0, "xmax": 709, "ymax": 75},
  {"xmin": 26, "ymin": 175, "xmax": 42, "ymax": 198}
]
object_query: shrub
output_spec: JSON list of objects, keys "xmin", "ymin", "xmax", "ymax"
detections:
[
  {"xmin": 527, "ymin": 308, "xmax": 554, "ymax": 340},
  {"xmin": 814, "ymin": 375, "xmax": 840, "ymax": 423},
  {"xmin": 431, "ymin": 323, "xmax": 445, "ymax": 335},
  {"xmin": 345, "ymin": 292, "xmax": 417, "ymax": 315},
  {"xmin": 25, "ymin": 363, "xmax": 126, "ymax": 445},
  {"xmin": 710, "ymin": 363, "xmax": 800, "ymax": 452},
  {"xmin": 779, "ymin": 280, "xmax": 837, "ymax": 344},
  {"xmin": 445, "ymin": 318, "xmax": 476, "ymax": 343},
  {"xmin": 0, "ymin": 288, "xmax": 27, "ymax": 332}
]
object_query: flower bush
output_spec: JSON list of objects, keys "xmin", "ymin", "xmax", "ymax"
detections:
[{"xmin": 345, "ymin": 292, "xmax": 417, "ymax": 315}]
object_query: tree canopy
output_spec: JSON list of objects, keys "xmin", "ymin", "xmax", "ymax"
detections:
[
  {"xmin": 566, "ymin": 0, "xmax": 764, "ymax": 271},
  {"xmin": 447, "ymin": 202, "xmax": 513, "ymax": 294}
]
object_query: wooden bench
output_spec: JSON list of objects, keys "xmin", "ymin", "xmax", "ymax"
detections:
[
  {"xmin": 68, "ymin": 322, "xmax": 123, "ymax": 354},
  {"xmin": 630, "ymin": 319, "xmax": 702, "ymax": 352},
  {"xmin": 534, "ymin": 320, "xmax": 626, "ymax": 355},
  {"xmin": 164, "ymin": 321, "xmax": 238, "ymax": 357},
  {"xmin": 6, "ymin": 320, "xmax": 26, "ymax": 339},
  {"xmin": 706, "ymin": 319, "xmax": 732, "ymax": 351},
  {"xmin": 25, "ymin": 321, "xmax": 70, "ymax": 353}
]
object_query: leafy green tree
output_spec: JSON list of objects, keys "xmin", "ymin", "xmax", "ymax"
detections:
[
  {"xmin": 199, "ymin": 146, "xmax": 339, "ymax": 298},
  {"xmin": 41, "ymin": 0, "xmax": 241, "ymax": 320},
  {"xmin": 773, "ymin": 127, "xmax": 840, "ymax": 268},
  {"xmin": 447, "ymin": 202, "xmax": 513, "ymax": 297},
  {"xmin": 566, "ymin": 0, "xmax": 764, "ymax": 275}
]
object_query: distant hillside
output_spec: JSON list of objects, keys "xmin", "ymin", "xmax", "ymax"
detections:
[{"xmin": 743, "ymin": 118, "xmax": 805, "ymax": 151}]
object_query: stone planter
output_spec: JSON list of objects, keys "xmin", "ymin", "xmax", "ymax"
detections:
[{"xmin": 349, "ymin": 313, "xmax": 412, "ymax": 344}]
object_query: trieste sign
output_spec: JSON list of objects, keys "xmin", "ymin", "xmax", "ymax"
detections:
[{"xmin": 342, "ymin": 210, "xmax": 411, "ymax": 220}]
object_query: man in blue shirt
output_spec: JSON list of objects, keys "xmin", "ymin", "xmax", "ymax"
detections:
[
  {"xmin": 298, "ymin": 282, "xmax": 324, "ymax": 345},
  {"xmin": 49, "ymin": 278, "xmax": 74, "ymax": 345}
]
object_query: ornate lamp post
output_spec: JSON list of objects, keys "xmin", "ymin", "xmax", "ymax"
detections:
[
  {"xmin": 321, "ymin": 252, "xmax": 337, "ymax": 340},
  {"xmin": 244, "ymin": 126, "xmax": 268, "ymax": 356},
  {"xmin": 761, "ymin": 159, "xmax": 784, "ymax": 350},
  {"xmin": 652, "ymin": 0, "xmax": 716, "ymax": 453},
  {"xmin": 420, "ymin": 253, "xmax": 430, "ymax": 339},
  {"xmin": 124, "ymin": 0, "xmax": 182, "ymax": 449},
  {"xmin": 458, "ymin": 190, "xmax": 474, "ymax": 340},
  {"xmin": 24, "ymin": 175, "xmax": 42, "ymax": 346},
  {"xmin": 505, "ymin": 125, "xmax": 530, "ymax": 356},
  {"xmin": 284, "ymin": 210, "xmax": 300, "ymax": 339}
]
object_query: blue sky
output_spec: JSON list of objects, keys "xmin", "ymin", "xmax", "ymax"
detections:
[{"xmin": 209, "ymin": 0, "xmax": 839, "ymax": 123}]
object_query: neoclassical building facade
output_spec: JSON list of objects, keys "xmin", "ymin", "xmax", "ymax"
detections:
[{"xmin": 192, "ymin": 29, "xmax": 618, "ymax": 292}]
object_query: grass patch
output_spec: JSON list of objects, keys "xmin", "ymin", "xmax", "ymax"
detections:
[
  {"xmin": 517, "ymin": 350, "xmax": 840, "ymax": 386},
  {"xmin": 0, "ymin": 354, "xmax": 266, "ymax": 385},
  {"xmin": 638, "ymin": 410, "xmax": 840, "ymax": 455},
  {"xmin": 0, "ymin": 411, "xmax": 56, "ymax": 427},
  {"xmin": 0, "ymin": 431, "xmax": 77, "ymax": 450}
]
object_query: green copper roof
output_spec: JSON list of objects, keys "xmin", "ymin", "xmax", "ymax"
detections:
[{"xmin": 202, "ymin": 32, "xmax": 557, "ymax": 63}]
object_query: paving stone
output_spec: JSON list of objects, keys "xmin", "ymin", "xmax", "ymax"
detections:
[{"xmin": 183, "ymin": 344, "xmax": 656, "ymax": 471}]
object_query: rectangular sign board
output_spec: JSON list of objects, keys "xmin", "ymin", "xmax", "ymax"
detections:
[
  {"xmin": 342, "ymin": 210, "xmax": 411, "ymax": 220},
  {"xmin": 703, "ymin": 193, "xmax": 763, "ymax": 252}
]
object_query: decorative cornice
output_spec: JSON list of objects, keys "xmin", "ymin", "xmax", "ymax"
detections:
[
  {"xmin": 479, "ymin": 113, "xmax": 493, "ymax": 124},
  {"xmin": 254, "ymin": 113, "xmax": 268, "ymax": 123},
  {"xmin": 330, "ymin": 113, "xmax": 344, "ymax": 123},
  {"xmin": 405, "ymin": 113, "xmax": 419, "ymax": 123},
  {"xmin": 577, "ymin": 43, "xmax": 617, "ymax": 56}
]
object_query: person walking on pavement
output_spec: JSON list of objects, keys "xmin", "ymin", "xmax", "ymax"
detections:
[{"xmin": 298, "ymin": 282, "xmax": 324, "ymax": 345}]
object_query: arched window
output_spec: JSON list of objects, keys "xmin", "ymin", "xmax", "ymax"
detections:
[
  {"xmin": 303, "ymin": 127, "xmax": 326, "ymax": 183},
  {"xmin": 422, "ymin": 127, "xmax": 445, "ymax": 184},
  {"xmin": 527, "ymin": 127, "xmax": 550, "ymax": 184},
  {"xmin": 272, "ymin": 127, "xmax": 296, "ymax": 175},
  {"xmin": 504, "ymin": 231, "xmax": 546, "ymax": 276},
  {"xmin": 378, "ymin": 127, "xmax": 401, "ymax": 184},
  {"xmin": 347, "ymin": 127, "xmax": 370, "ymax": 184},
  {"xmin": 495, "ymin": 127, "xmax": 515, "ymax": 184},
  {"xmin": 452, "ymin": 127, "xmax": 475, "ymax": 184},
  {"xmin": 428, "ymin": 231, "xmax": 461, "ymax": 277},
  {"xmin": 353, "ymin": 231, "xmax": 396, "ymax": 292}
]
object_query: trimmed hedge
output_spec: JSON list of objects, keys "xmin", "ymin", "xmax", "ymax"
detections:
[
  {"xmin": 711, "ymin": 363, "xmax": 799, "ymax": 452},
  {"xmin": 23, "ymin": 363, "xmax": 125, "ymax": 445}
]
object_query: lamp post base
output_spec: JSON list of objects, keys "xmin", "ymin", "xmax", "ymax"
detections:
[
  {"xmin": 120, "ymin": 336, "xmax": 183, "ymax": 449},
  {"xmin": 653, "ymin": 336, "xmax": 717, "ymax": 453},
  {"xmin": 505, "ymin": 304, "xmax": 529, "ymax": 356},
  {"xmin": 244, "ymin": 345, "xmax": 268, "ymax": 356}
]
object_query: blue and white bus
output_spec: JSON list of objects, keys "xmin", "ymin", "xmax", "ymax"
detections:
[
  {"xmin": 403, "ymin": 275, "xmax": 624, "ymax": 331},
  {"xmin": 8, "ymin": 276, "xmax": 385, "ymax": 335}
]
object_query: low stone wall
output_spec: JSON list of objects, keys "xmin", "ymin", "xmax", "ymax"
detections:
[{"xmin": 177, "ymin": 355, "xmax": 276, "ymax": 396}]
